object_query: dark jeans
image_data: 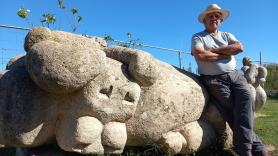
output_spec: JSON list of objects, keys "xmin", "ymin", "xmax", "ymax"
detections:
[{"xmin": 200, "ymin": 70, "xmax": 265, "ymax": 153}]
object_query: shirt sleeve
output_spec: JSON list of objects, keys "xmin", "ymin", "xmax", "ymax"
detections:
[
  {"xmin": 191, "ymin": 34, "xmax": 203, "ymax": 51},
  {"xmin": 225, "ymin": 32, "xmax": 239, "ymax": 44}
]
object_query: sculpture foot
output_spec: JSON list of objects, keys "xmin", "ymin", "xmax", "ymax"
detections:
[
  {"xmin": 159, "ymin": 131, "xmax": 187, "ymax": 155},
  {"xmin": 102, "ymin": 122, "xmax": 127, "ymax": 154}
]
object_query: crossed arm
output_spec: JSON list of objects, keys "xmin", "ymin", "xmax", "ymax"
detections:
[{"xmin": 192, "ymin": 41, "xmax": 244, "ymax": 62}]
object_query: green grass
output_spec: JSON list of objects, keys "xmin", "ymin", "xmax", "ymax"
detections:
[{"xmin": 254, "ymin": 97, "xmax": 278, "ymax": 155}]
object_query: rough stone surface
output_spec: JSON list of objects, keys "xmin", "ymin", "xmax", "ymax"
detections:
[
  {"xmin": 203, "ymin": 104, "xmax": 233, "ymax": 148},
  {"xmin": 6, "ymin": 54, "xmax": 26, "ymax": 70},
  {"xmin": 56, "ymin": 116, "xmax": 104, "ymax": 154},
  {"xmin": 159, "ymin": 131, "xmax": 187, "ymax": 154},
  {"xmin": 0, "ymin": 46, "xmax": 140, "ymax": 154},
  {"xmin": 104, "ymin": 46, "xmax": 161, "ymax": 86},
  {"xmin": 104, "ymin": 46, "xmax": 208, "ymax": 146},
  {"xmin": 101, "ymin": 122, "xmax": 127, "ymax": 154},
  {"xmin": 24, "ymin": 27, "xmax": 105, "ymax": 52},
  {"xmin": 27, "ymin": 41, "xmax": 105, "ymax": 94},
  {"xmin": 0, "ymin": 28, "xmax": 233, "ymax": 155},
  {"xmin": 80, "ymin": 57, "xmax": 141, "ymax": 124},
  {"xmin": 0, "ymin": 64, "xmax": 58, "ymax": 147},
  {"xmin": 24, "ymin": 27, "xmax": 106, "ymax": 94},
  {"xmin": 179, "ymin": 121, "xmax": 216, "ymax": 154}
]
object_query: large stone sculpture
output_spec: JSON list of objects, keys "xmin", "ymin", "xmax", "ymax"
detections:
[{"xmin": 0, "ymin": 27, "xmax": 228, "ymax": 155}]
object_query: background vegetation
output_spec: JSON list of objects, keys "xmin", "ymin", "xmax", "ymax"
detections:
[{"xmin": 264, "ymin": 64, "xmax": 278, "ymax": 97}]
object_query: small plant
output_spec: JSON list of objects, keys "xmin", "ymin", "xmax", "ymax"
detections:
[
  {"xmin": 103, "ymin": 34, "xmax": 114, "ymax": 45},
  {"xmin": 17, "ymin": 8, "xmax": 30, "ymax": 18},
  {"xmin": 17, "ymin": 7, "xmax": 32, "ymax": 26},
  {"xmin": 40, "ymin": 13, "xmax": 56, "ymax": 28}
]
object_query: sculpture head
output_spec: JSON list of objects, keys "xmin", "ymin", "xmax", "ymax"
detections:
[
  {"xmin": 242, "ymin": 56, "xmax": 252, "ymax": 67},
  {"xmin": 23, "ymin": 27, "xmax": 141, "ymax": 123}
]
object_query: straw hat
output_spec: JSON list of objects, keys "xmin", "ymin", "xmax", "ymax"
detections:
[{"xmin": 198, "ymin": 4, "xmax": 230, "ymax": 23}]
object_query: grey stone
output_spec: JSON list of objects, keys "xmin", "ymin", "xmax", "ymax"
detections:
[
  {"xmin": 26, "ymin": 40, "xmax": 106, "ymax": 94},
  {"xmin": 24, "ymin": 27, "xmax": 106, "ymax": 94},
  {"xmin": 241, "ymin": 57, "xmax": 268, "ymax": 111},
  {"xmin": 6, "ymin": 54, "xmax": 26, "ymax": 70},
  {"xmin": 24, "ymin": 27, "xmax": 105, "ymax": 52}
]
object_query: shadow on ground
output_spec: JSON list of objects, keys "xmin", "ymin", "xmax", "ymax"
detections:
[{"xmin": 0, "ymin": 143, "xmax": 242, "ymax": 156}]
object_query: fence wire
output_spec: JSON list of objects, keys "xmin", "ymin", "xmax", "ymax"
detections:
[
  {"xmin": 1, "ymin": 24, "xmax": 192, "ymax": 69},
  {"xmin": 1, "ymin": 24, "xmax": 277, "ymax": 71}
]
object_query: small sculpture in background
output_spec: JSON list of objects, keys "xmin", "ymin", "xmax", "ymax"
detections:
[{"xmin": 241, "ymin": 57, "xmax": 268, "ymax": 111}]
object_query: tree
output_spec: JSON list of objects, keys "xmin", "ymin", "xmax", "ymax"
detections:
[{"xmin": 264, "ymin": 63, "xmax": 278, "ymax": 96}]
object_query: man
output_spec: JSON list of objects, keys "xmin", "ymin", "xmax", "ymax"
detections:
[{"xmin": 191, "ymin": 4, "xmax": 268, "ymax": 156}]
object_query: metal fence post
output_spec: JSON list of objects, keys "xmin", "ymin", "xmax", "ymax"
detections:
[{"xmin": 178, "ymin": 51, "xmax": 182, "ymax": 69}]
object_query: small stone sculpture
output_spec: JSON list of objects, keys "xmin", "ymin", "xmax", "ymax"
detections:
[{"xmin": 241, "ymin": 57, "xmax": 268, "ymax": 111}]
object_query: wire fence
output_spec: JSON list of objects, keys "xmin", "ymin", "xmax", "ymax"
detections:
[
  {"xmin": 0, "ymin": 24, "xmax": 277, "ymax": 72},
  {"xmin": 0, "ymin": 24, "xmax": 193, "ymax": 70},
  {"xmin": 0, "ymin": 25, "xmax": 29, "ymax": 69}
]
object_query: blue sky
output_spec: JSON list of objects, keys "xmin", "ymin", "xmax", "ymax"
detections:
[{"xmin": 1, "ymin": 0, "xmax": 278, "ymax": 72}]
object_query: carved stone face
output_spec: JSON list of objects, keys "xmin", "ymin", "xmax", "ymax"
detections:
[
  {"xmin": 81, "ymin": 58, "xmax": 141, "ymax": 123},
  {"xmin": 54, "ymin": 57, "xmax": 140, "ymax": 154}
]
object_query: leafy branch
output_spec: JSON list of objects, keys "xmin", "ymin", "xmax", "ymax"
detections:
[
  {"xmin": 17, "ymin": 0, "xmax": 83, "ymax": 32},
  {"xmin": 104, "ymin": 33, "xmax": 142, "ymax": 48},
  {"xmin": 57, "ymin": 0, "xmax": 66, "ymax": 9},
  {"xmin": 70, "ymin": 8, "xmax": 83, "ymax": 32}
]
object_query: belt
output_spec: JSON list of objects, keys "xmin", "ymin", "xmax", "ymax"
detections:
[
  {"xmin": 200, "ymin": 72, "xmax": 229, "ymax": 77},
  {"xmin": 200, "ymin": 72, "xmax": 231, "ymax": 81}
]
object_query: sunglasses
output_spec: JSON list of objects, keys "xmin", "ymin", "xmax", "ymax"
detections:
[{"xmin": 207, "ymin": 14, "xmax": 222, "ymax": 19}]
